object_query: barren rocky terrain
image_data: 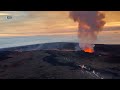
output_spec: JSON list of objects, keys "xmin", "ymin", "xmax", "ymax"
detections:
[{"xmin": 0, "ymin": 43, "xmax": 120, "ymax": 79}]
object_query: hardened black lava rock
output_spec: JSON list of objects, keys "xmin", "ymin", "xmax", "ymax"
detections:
[{"xmin": 0, "ymin": 43, "xmax": 120, "ymax": 79}]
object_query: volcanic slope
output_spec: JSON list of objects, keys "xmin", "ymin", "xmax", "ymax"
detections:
[{"xmin": 0, "ymin": 44, "xmax": 120, "ymax": 79}]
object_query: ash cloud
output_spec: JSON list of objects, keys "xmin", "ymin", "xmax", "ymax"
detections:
[{"xmin": 69, "ymin": 11, "xmax": 106, "ymax": 52}]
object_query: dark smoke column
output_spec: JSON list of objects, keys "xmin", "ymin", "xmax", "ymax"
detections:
[{"xmin": 69, "ymin": 11, "xmax": 106, "ymax": 53}]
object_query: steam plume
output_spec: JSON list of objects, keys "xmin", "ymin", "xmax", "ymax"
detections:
[{"xmin": 69, "ymin": 11, "xmax": 106, "ymax": 53}]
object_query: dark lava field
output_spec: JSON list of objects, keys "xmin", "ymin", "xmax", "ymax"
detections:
[{"xmin": 0, "ymin": 43, "xmax": 120, "ymax": 79}]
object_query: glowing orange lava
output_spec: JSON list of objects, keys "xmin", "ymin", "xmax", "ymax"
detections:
[{"xmin": 83, "ymin": 48, "xmax": 94, "ymax": 53}]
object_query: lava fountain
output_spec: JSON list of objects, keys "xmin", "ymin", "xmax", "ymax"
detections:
[{"xmin": 69, "ymin": 11, "xmax": 106, "ymax": 53}]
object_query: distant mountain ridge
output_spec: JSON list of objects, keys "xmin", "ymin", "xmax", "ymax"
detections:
[
  {"xmin": 0, "ymin": 42, "xmax": 120, "ymax": 54},
  {"xmin": 0, "ymin": 42, "xmax": 78, "ymax": 51}
]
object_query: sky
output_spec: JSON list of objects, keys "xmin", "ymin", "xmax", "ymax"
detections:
[{"xmin": 0, "ymin": 11, "xmax": 120, "ymax": 37}]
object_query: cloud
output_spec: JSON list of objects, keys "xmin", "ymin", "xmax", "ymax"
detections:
[
  {"xmin": 104, "ymin": 26, "xmax": 120, "ymax": 31},
  {"xmin": 0, "ymin": 11, "xmax": 29, "ymax": 23},
  {"xmin": 0, "ymin": 11, "xmax": 120, "ymax": 37}
]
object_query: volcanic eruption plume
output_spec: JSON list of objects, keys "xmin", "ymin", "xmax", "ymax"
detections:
[{"xmin": 69, "ymin": 11, "xmax": 106, "ymax": 53}]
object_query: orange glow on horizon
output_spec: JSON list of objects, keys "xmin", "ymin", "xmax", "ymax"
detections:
[
  {"xmin": 105, "ymin": 22, "xmax": 120, "ymax": 27},
  {"xmin": 0, "ymin": 22, "xmax": 120, "ymax": 37},
  {"xmin": 0, "ymin": 32, "xmax": 77, "ymax": 37}
]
